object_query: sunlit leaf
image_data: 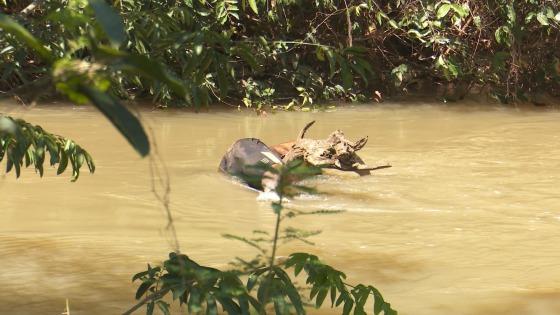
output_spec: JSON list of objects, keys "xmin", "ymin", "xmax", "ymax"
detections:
[
  {"xmin": 436, "ymin": 4, "xmax": 451, "ymax": 18},
  {"xmin": 248, "ymin": 0, "xmax": 258, "ymax": 14},
  {"xmin": 537, "ymin": 12, "xmax": 549, "ymax": 26}
]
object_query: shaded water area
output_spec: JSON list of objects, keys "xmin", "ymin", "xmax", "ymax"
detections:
[{"xmin": 2, "ymin": 101, "xmax": 560, "ymax": 315}]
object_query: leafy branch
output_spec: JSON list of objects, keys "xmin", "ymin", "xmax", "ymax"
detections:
[
  {"xmin": 0, "ymin": 115, "xmax": 94, "ymax": 180},
  {"xmin": 127, "ymin": 162, "xmax": 396, "ymax": 315}
]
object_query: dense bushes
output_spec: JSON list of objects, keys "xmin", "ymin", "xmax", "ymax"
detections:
[{"xmin": 1, "ymin": 0, "xmax": 559, "ymax": 108}]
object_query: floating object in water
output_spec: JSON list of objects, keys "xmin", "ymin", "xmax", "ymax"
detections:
[{"xmin": 218, "ymin": 121, "xmax": 391, "ymax": 196}]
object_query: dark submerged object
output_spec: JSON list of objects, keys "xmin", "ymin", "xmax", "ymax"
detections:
[{"xmin": 218, "ymin": 138, "xmax": 282, "ymax": 191}]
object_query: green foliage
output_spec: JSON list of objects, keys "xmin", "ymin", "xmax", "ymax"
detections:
[
  {"xmin": 2, "ymin": 1, "xmax": 560, "ymax": 106},
  {"xmin": 131, "ymin": 250, "xmax": 396, "ymax": 315},
  {"xmin": 284, "ymin": 253, "xmax": 395, "ymax": 315},
  {"xmin": 0, "ymin": 115, "xmax": 94, "ymax": 180},
  {"xmin": 0, "ymin": 1, "xmax": 195, "ymax": 156},
  {"xmin": 129, "ymin": 162, "xmax": 396, "ymax": 315},
  {"xmin": 131, "ymin": 253, "xmax": 261, "ymax": 315},
  {"xmin": 0, "ymin": 13, "xmax": 53, "ymax": 62}
]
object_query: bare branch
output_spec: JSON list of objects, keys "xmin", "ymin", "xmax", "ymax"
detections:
[{"xmin": 297, "ymin": 120, "xmax": 315, "ymax": 139}]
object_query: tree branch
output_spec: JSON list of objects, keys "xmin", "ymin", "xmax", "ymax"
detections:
[
  {"xmin": 122, "ymin": 287, "xmax": 171, "ymax": 315},
  {"xmin": 343, "ymin": 0, "xmax": 353, "ymax": 47}
]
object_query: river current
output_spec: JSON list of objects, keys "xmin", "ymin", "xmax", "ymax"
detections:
[{"xmin": 1, "ymin": 101, "xmax": 560, "ymax": 314}]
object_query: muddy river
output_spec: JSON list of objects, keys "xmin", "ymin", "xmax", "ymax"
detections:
[{"xmin": 1, "ymin": 101, "xmax": 560, "ymax": 315}]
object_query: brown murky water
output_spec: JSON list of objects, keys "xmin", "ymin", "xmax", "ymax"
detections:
[{"xmin": 2, "ymin": 101, "xmax": 560, "ymax": 315}]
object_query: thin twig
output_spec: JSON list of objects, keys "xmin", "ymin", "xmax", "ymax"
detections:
[
  {"xmin": 122, "ymin": 287, "xmax": 171, "ymax": 315},
  {"xmin": 132, "ymin": 106, "xmax": 180, "ymax": 252}
]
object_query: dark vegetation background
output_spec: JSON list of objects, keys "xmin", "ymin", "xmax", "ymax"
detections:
[
  {"xmin": 1, "ymin": 0, "xmax": 560, "ymax": 109},
  {"xmin": 2, "ymin": 2, "xmax": 560, "ymax": 314}
]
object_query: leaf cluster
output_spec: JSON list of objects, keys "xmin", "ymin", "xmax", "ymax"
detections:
[
  {"xmin": 132, "ymin": 253, "xmax": 263, "ymax": 315},
  {"xmin": 131, "ymin": 251, "xmax": 396, "ymax": 315},
  {"xmin": 0, "ymin": 115, "xmax": 94, "ymax": 180},
  {"xmin": 129, "ymin": 161, "xmax": 396, "ymax": 315},
  {"xmin": 4, "ymin": 1, "xmax": 560, "ymax": 107},
  {"xmin": 284, "ymin": 253, "xmax": 396, "ymax": 315},
  {"xmin": 0, "ymin": 0, "xmax": 195, "ymax": 156}
]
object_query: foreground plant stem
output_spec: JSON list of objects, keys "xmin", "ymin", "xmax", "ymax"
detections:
[
  {"xmin": 264, "ymin": 173, "xmax": 285, "ymax": 304},
  {"xmin": 122, "ymin": 287, "xmax": 172, "ymax": 315},
  {"xmin": 268, "ymin": 198, "xmax": 283, "ymax": 273}
]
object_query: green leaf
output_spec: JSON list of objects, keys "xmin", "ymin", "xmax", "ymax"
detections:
[
  {"xmin": 156, "ymin": 301, "xmax": 170, "ymax": 315},
  {"xmin": 6, "ymin": 154, "xmax": 14, "ymax": 175},
  {"xmin": 436, "ymin": 4, "xmax": 451, "ymax": 19},
  {"xmin": 391, "ymin": 64, "xmax": 408, "ymax": 84},
  {"xmin": 232, "ymin": 45, "xmax": 261, "ymax": 71},
  {"xmin": 88, "ymin": 0, "xmax": 126, "ymax": 47},
  {"xmin": 131, "ymin": 270, "xmax": 149, "ymax": 282},
  {"xmin": 494, "ymin": 26, "xmax": 511, "ymax": 46},
  {"xmin": 537, "ymin": 12, "xmax": 549, "ymax": 26},
  {"xmin": 257, "ymin": 278, "xmax": 268, "ymax": 304},
  {"xmin": 238, "ymin": 296, "xmax": 250, "ymax": 315},
  {"xmin": 247, "ymin": 273, "xmax": 259, "ymax": 292},
  {"xmin": 330, "ymin": 286, "xmax": 337, "ymax": 307},
  {"xmin": 273, "ymin": 267, "xmax": 304, "ymax": 315},
  {"xmin": 172, "ymin": 285, "xmax": 187, "ymax": 300},
  {"xmin": 525, "ymin": 12, "xmax": 536, "ymax": 23},
  {"xmin": 57, "ymin": 151, "xmax": 69, "ymax": 175},
  {"xmin": 375, "ymin": 11, "xmax": 389, "ymax": 25},
  {"xmin": 342, "ymin": 298, "xmax": 353, "ymax": 315},
  {"xmin": 248, "ymin": 0, "xmax": 258, "ymax": 14},
  {"xmin": 315, "ymin": 46, "xmax": 325, "ymax": 61},
  {"xmin": 146, "ymin": 302, "xmax": 154, "ymax": 315},
  {"xmin": 206, "ymin": 295, "xmax": 218, "ymax": 315},
  {"xmin": 188, "ymin": 287, "xmax": 202, "ymax": 313},
  {"xmin": 215, "ymin": 296, "xmax": 241, "ymax": 315},
  {"xmin": 78, "ymin": 85, "xmax": 150, "ymax": 157},
  {"xmin": 135, "ymin": 280, "xmax": 154, "ymax": 299},
  {"xmin": 350, "ymin": 61, "xmax": 369, "ymax": 86},
  {"xmin": 407, "ymin": 29, "xmax": 426, "ymax": 41},
  {"xmin": 450, "ymin": 4, "xmax": 468, "ymax": 18},
  {"xmin": 246, "ymin": 296, "xmax": 263, "ymax": 314},
  {"xmin": 273, "ymin": 296, "xmax": 287, "ymax": 315},
  {"xmin": 0, "ymin": 13, "xmax": 53, "ymax": 63},
  {"xmin": 339, "ymin": 59, "xmax": 353, "ymax": 90},
  {"xmin": 446, "ymin": 59, "xmax": 459, "ymax": 78},
  {"xmin": 506, "ymin": 4, "xmax": 516, "ymax": 24},
  {"xmin": 83, "ymin": 151, "xmax": 95, "ymax": 173},
  {"xmin": 315, "ymin": 287, "xmax": 328, "ymax": 308}
]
